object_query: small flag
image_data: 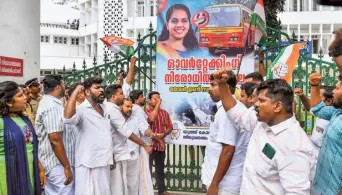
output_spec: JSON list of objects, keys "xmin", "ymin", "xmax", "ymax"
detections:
[
  {"xmin": 253, "ymin": 0, "xmax": 267, "ymax": 45},
  {"xmin": 100, "ymin": 36, "xmax": 134, "ymax": 55},
  {"xmin": 267, "ymin": 42, "xmax": 307, "ymax": 84}
]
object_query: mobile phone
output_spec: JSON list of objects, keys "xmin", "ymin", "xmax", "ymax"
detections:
[{"xmin": 262, "ymin": 143, "xmax": 276, "ymax": 160}]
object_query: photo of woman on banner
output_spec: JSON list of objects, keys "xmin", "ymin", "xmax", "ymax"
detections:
[{"xmin": 157, "ymin": 4, "xmax": 203, "ymax": 59}]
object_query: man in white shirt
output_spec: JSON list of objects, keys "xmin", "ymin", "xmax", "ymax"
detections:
[
  {"xmin": 35, "ymin": 75, "xmax": 74, "ymax": 194},
  {"xmin": 129, "ymin": 90, "xmax": 164, "ymax": 145},
  {"xmin": 120, "ymin": 98, "xmax": 155, "ymax": 195},
  {"xmin": 213, "ymin": 69, "xmax": 315, "ymax": 195},
  {"xmin": 202, "ymin": 73, "xmax": 251, "ymax": 195},
  {"xmin": 104, "ymin": 84, "xmax": 154, "ymax": 195},
  {"xmin": 64, "ymin": 77, "xmax": 113, "ymax": 195}
]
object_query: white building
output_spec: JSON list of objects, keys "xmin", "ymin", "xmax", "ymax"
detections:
[
  {"xmin": 40, "ymin": 0, "xmax": 94, "ymax": 75},
  {"xmin": 0, "ymin": 0, "xmax": 40, "ymax": 84},
  {"xmin": 278, "ymin": 0, "xmax": 342, "ymax": 61}
]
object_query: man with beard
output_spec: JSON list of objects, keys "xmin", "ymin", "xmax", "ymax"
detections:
[
  {"xmin": 240, "ymin": 82, "xmax": 258, "ymax": 109},
  {"xmin": 213, "ymin": 69, "xmax": 314, "ymax": 195},
  {"xmin": 117, "ymin": 98, "xmax": 155, "ymax": 195},
  {"xmin": 129, "ymin": 90, "xmax": 164, "ymax": 145},
  {"xmin": 309, "ymin": 73, "xmax": 342, "ymax": 195},
  {"xmin": 35, "ymin": 75, "xmax": 74, "ymax": 194},
  {"xmin": 104, "ymin": 84, "xmax": 154, "ymax": 195},
  {"xmin": 202, "ymin": 73, "xmax": 251, "ymax": 195},
  {"xmin": 64, "ymin": 77, "xmax": 112, "ymax": 195}
]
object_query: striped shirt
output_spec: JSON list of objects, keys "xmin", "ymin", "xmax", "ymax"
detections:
[
  {"xmin": 35, "ymin": 95, "xmax": 74, "ymax": 173},
  {"xmin": 145, "ymin": 106, "xmax": 173, "ymax": 151},
  {"xmin": 311, "ymin": 102, "xmax": 342, "ymax": 195},
  {"xmin": 226, "ymin": 103, "xmax": 314, "ymax": 195}
]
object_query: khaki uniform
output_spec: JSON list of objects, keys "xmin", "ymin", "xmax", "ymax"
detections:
[
  {"xmin": 23, "ymin": 103, "xmax": 35, "ymax": 125},
  {"xmin": 29, "ymin": 94, "xmax": 42, "ymax": 124}
]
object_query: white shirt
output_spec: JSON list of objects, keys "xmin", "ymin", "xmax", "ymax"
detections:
[
  {"xmin": 64, "ymin": 99, "xmax": 113, "ymax": 168},
  {"xmin": 309, "ymin": 116, "xmax": 329, "ymax": 181},
  {"xmin": 104, "ymin": 101, "xmax": 133, "ymax": 162},
  {"xmin": 310, "ymin": 117, "xmax": 329, "ymax": 155},
  {"xmin": 122, "ymin": 82, "xmax": 132, "ymax": 98},
  {"xmin": 36, "ymin": 95, "xmax": 66, "ymax": 173},
  {"xmin": 132, "ymin": 104, "xmax": 148, "ymax": 121},
  {"xmin": 126, "ymin": 115, "xmax": 149, "ymax": 160},
  {"xmin": 132, "ymin": 104, "xmax": 151, "ymax": 145},
  {"xmin": 227, "ymin": 103, "xmax": 315, "ymax": 195},
  {"xmin": 201, "ymin": 100, "xmax": 251, "ymax": 193}
]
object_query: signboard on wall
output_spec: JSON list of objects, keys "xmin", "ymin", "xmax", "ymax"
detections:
[{"xmin": 0, "ymin": 56, "xmax": 24, "ymax": 77}]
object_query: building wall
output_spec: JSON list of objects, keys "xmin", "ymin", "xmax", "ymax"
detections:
[
  {"xmin": 279, "ymin": 0, "xmax": 342, "ymax": 56},
  {"xmin": 0, "ymin": 0, "xmax": 40, "ymax": 84}
]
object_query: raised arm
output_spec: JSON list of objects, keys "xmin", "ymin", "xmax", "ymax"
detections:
[
  {"xmin": 258, "ymin": 50, "xmax": 267, "ymax": 78},
  {"xmin": 294, "ymin": 88, "xmax": 311, "ymax": 111},
  {"xmin": 213, "ymin": 69, "xmax": 257, "ymax": 132},
  {"xmin": 125, "ymin": 56, "xmax": 137, "ymax": 85},
  {"xmin": 212, "ymin": 69, "xmax": 237, "ymax": 112},
  {"xmin": 146, "ymin": 99, "xmax": 161, "ymax": 123},
  {"xmin": 309, "ymin": 73, "xmax": 337, "ymax": 120},
  {"xmin": 309, "ymin": 73, "xmax": 322, "ymax": 108},
  {"xmin": 64, "ymin": 85, "xmax": 83, "ymax": 119}
]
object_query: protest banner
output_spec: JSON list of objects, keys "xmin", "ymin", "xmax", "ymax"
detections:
[{"xmin": 156, "ymin": 0, "xmax": 256, "ymax": 145}]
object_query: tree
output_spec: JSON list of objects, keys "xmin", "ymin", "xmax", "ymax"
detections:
[{"xmin": 264, "ymin": 0, "xmax": 286, "ymax": 29}]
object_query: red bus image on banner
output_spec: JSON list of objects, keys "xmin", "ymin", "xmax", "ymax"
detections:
[
  {"xmin": 0, "ymin": 56, "xmax": 24, "ymax": 77},
  {"xmin": 199, "ymin": 4, "xmax": 255, "ymax": 55}
]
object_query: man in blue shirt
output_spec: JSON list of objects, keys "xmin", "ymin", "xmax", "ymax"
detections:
[{"xmin": 310, "ymin": 72, "xmax": 342, "ymax": 195}]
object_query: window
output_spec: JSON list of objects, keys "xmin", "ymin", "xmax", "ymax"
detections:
[
  {"xmin": 150, "ymin": 5, "xmax": 154, "ymax": 16},
  {"xmin": 41, "ymin": 35, "xmax": 50, "ymax": 43},
  {"xmin": 293, "ymin": 0, "xmax": 298, "ymax": 11},
  {"xmin": 71, "ymin": 38, "xmax": 79, "ymax": 45},
  {"xmin": 150, "ymin": 0, "xmax": 155, "ymax": 16},
  {"xmin": 54, "ymin": 36, "xmax": 68, "ymax": 44},
  {"xmin": 137, "ymin": 1, "xmax": 144, "ymax": 17}
]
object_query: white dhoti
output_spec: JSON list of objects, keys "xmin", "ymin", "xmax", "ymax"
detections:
[
  {"xmin": 110, "ymin": 159, "xmax": 139, "ymax": 195},
  {"xmin": 45, "ymin": 165, "xmax": 75, "ymax": 195},
  {"xmin": 111, "ymin": 148, "xmax": 154, "ymax": 195},
  {"xmin": 75, "ymin": 165, "xmax": 111, "ymax": 195}
]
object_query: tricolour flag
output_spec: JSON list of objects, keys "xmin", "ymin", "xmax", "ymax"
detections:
[
  {"xmin": 267, "ymin": 42, "xmax": 307, "ymax": 84},
  {"xmin": 253, "ymin": 0, "xmax": 267, "ymax": 45}
]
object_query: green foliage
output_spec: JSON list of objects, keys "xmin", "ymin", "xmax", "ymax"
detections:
[{"xmin": 264, "ymin": 0, "xmax": 286, "ymax": 29}]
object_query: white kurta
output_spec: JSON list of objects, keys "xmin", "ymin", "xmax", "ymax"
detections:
[
  {"xmin": 110, "ymin": 115, "xmax": 154, "ymax": 195},
  {"xmin": 64, "ymin": 100, "xmax": 113, "ymax": 195}
]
